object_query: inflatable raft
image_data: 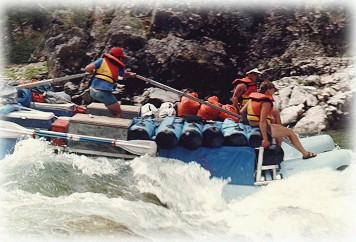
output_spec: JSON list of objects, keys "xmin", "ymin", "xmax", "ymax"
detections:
[{"xmin": 1, "ymin": 103, "xmax": 352, "ymax": 202}]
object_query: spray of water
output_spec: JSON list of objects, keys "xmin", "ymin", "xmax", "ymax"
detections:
[{"xmin": 0, "ymin": 139, "xmax": 355, "ymax": 241}]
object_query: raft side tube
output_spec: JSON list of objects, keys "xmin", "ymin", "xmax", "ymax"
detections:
[
  {"xmin": 128, "ymin": 117, "xmax": 156, "ymax": 140},
  {"xmin": 202, "ymin": 121, "xmax": 224, "ymax": 147},
  {"xmin": 222, "ymin": 119, "xmax": 248, "ymax": 146},
  {"xmin": 154, "ymin": 116, "xmax": 184, "ymax": 149},
  {"xmin": 180, "ymin": 122, "xmax": 203, "ymax": 150}
]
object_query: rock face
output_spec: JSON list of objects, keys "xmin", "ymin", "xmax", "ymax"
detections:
[
  {"xmin": 3, "ymin": 2, "xmax": 353, "ymax": 133},
  {"xmin": 274, "ymin": 65, "xmax": 354, "ymax": 133}
]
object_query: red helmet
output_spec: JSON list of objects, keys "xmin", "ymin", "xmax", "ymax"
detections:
[{"xmin": 110, "ymin": 47, "xmax": 126, "ymax": 58}]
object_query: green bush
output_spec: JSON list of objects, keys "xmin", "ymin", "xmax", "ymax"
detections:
[{"xmin": 8, "ymin": 40, "xmax": 35, "ymax": 64}]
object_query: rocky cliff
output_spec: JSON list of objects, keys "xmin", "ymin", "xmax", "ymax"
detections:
[{"xmin": 2, "ymin": 1, "xmax": 353, "ymax": 132}]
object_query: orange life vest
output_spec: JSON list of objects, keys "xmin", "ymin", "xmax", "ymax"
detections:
[
  {"xmin": 232, "ymin": 77, "xmax": 257, "ymax": 107},
  {"xmin": 219, "ymin": 104, "xmax": 240, "ymax": 122},
  {"xmin": 177, "ymin": 92, "xmax": 201, "ymax": 116},
  {"xmin": 197, "ymin": 96, "xmax": 221, "ymax": 120},
  {"xmin": 247, "ymin": 92, "xmax": 274, "ymax": 125},
  {"xmin": 95, "ymin": 54, "xmax": 126, "ymax": 83}
]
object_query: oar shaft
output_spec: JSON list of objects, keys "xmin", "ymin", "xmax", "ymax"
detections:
[
  {"xmin": 16, "ymin": 73, "xmax": 90, "ymax": 89},
  {"xmin": 136, "ymin": 75, "xmax": 242, "ymax": 119},
  {"xmin": 0, "ymin": 120, "xmax": 156, "ymax": 156},
  {"xmin": 0, "ymin": 126, "xmax": 151, "ymax": 148},
  {"xmin": 33, "ymin": 130, "xmax": 149, "ymax": 148}
]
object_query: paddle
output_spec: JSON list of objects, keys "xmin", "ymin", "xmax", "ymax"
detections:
[
  {"xmin": 136, "ymin": 74, "xmax": 297, "ymax": 150},
  {"xmin": 15, "ymin": 73, "xmax": 91, "ymax": 90},
  {"xmin": 0, "ymin": 120, "xmax": 157, "ymax": 156},
  {"xmin": 136, "ymin": 75, "xmax": 243, "ymax": 120}
]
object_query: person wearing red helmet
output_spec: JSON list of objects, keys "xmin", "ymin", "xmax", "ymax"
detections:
[{"xmin": 85, "ymin": 47, "xmax": 136, "ymax": 118}]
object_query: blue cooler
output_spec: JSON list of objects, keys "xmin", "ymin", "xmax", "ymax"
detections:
[{"xmin": 1, "ymin": 110, "xmax": 55, "ymax": 130}]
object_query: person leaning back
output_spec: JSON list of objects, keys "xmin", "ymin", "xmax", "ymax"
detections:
[
  {"xmin": 85, "ymin": 47, "xmax": 136, "ymax": 118},
  {"xmin": 240, "ymin": 80, "xmax": 317, "ymax": 160}
]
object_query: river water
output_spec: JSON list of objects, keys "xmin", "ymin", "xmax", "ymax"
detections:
[{"xmin": 1, "ymin": 138, "xmax": 355, "ymax": 242}]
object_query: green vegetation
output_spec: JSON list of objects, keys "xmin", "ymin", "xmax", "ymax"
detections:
[
  {"xmin": 3, "ymin": 6, "xmax": 51, "ymax": 64},
  {"xmin": 7, "ymin": 40, "xmax": 36, "ymax": 64},
  {"xmin": 2, "ymin": 62, "xmax": 48, "ymax": 80}
]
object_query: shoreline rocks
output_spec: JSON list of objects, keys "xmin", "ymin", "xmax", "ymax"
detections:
[{"xmin": 274, "ymin": 64, "xmax": 354, "ymax": 134}]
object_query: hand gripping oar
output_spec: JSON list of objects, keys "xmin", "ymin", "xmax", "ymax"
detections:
[
  {"xmin": 15, "ymin": 73, "xmax": 91, "ymax": 90},
  {"xmin": 0, "ymin": 120, "xmax": 157, "ymax": 156},
  {"xmin": 136, "ymin": 75, "xmax": 243, "ymax": 120}
]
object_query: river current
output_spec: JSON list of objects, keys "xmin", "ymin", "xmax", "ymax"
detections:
[{"xmin": 1, "ymin": 138, "xmax": 355, "ymax": 242}]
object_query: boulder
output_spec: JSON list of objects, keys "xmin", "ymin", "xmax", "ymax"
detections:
[
  {"xmin": 144, "ymin": 34, "xmax": 231, "ymax": 100},
  {"xmin": 140, "ymin": 87, "xmax": 181, "ymax": 107},
  {"xmin": 288, "ymin": 85, "xmax": 318, "ymax": 107},
  {"xmin": 293, "ymin": 106, "xmax": 327, "ymax": 134},
  {"xmin": 280, "ymin": 104, "xmax": 304, "ymax": 125},
  {"xmin": 45, "ymin": 27, "xmax": 91, "ymax": 78}
]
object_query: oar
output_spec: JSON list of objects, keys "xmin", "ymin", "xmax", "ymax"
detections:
[
  {"xmin": 15, "ymin": 73, "xmax": 91, "ymax": 89},
  {"xmin": 0, "ymin": 120, "xmax": 157, "ymax": 156},
  {"xmin": 136, "ymin": 74, "xmax": 298, "ymax": 150},
  {"xmin": 136, "ymin": 75, "xmax": 242, "ymax": 120}
]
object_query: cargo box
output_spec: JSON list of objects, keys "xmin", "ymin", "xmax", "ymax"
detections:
[
  {"xmin": 50, "ymin": 118, "xmax": 70, "ymax": 146},
  {"xmin": 30, "ymin": 102, "xmax": 76, "ymax": 117},
  {"xmin": 86, "ymin": 102, "xmax": 140, "ymax": 119},
  {"xmin": 1, "ymin": 110, "xmax": 55, "ymax": 129},
  {"xmin": 67, "ymin": 113, "xmax": 133, "ymax": 157}
]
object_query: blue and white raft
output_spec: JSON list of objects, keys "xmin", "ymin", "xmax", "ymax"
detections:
[
  {"xmin": 128, "ymin": 116, "xmax": 351, "ymax": 200},
  {"xmin": 1, "ymin": 107, "xmax": 352, "ymax": 201}
]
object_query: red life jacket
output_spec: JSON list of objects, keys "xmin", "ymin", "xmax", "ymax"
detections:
[
  {"xmin": 232, "ymin": 77, "xmax": 257, "ymax": 107},
  {"xmin": 219, "ymin": 104, "xmax": 240, "ymax": 122},
  {"xmin": 197, "ymin": 96, "xmax": 221, "ymax": 120},
  {"xmin": 247, "ymin": 92, "xmax": 274, "ymax": 125},
  {"xmin": 95, "ymin": 54, "xmax": 126, "ymax": 83},
  {"xmin": 177, "ymin": 92, "xmax": 201, "ymax": 116}
]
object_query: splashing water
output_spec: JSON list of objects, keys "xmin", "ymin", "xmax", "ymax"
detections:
[{"xmin": 0, "ymin": 138, "xmax": 355, "ymax": 242}]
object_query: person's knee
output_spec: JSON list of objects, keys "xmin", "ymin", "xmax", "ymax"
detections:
[{"xmin": 272, "ymin": 109, "xmax": 281, "ymax": 123}]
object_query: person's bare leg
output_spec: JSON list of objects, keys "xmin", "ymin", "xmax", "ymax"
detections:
[
  {"xmin": 106, "ymin": 103, "xmax": 121, "ymax": 118},
  {"xmin": 271, "ymin": 124, "xmax": 316, "ymax": 158},
  {"xmin": 271, "ymin": 109, "xmax": 283, "ymax": 146}
]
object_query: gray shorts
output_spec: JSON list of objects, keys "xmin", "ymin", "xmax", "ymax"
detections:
[{"xmin": 90, "ymin": 88, "xmax": 117, "ymax": 106}]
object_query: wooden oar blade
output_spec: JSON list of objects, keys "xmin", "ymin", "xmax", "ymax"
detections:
[
  {"xmin": 0, "ymin": 120, "xmax": 31, "ymax": 138},
  {"xmin": 116, "ymin": 140, "xmax": 157, "ymax": 156}
]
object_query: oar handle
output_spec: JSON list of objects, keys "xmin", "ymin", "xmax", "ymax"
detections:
[
  {"xmin": 136, "ymin": 75, "xmax": 242, "ymax": 120},
  {"xmin": 16, "ymin": 73, "xmax": 90, "ymax": 89}
]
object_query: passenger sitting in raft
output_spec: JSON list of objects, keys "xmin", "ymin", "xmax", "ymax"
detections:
[
  {"xmin": 240, "ymin": 80, "xmax": 317, "ymax": 159},
  {"xmin": 231, "ymin": 68, "xmax": 283, "ymax": 145}
]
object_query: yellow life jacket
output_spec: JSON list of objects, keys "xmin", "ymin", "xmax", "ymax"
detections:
[
  {"xmin": 247, "ymin": 92, "xmax": 274, "ymax": 125},
  {"xmin": 95, "ymin": 54, "xmax": 126, "ymax": 83}
]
